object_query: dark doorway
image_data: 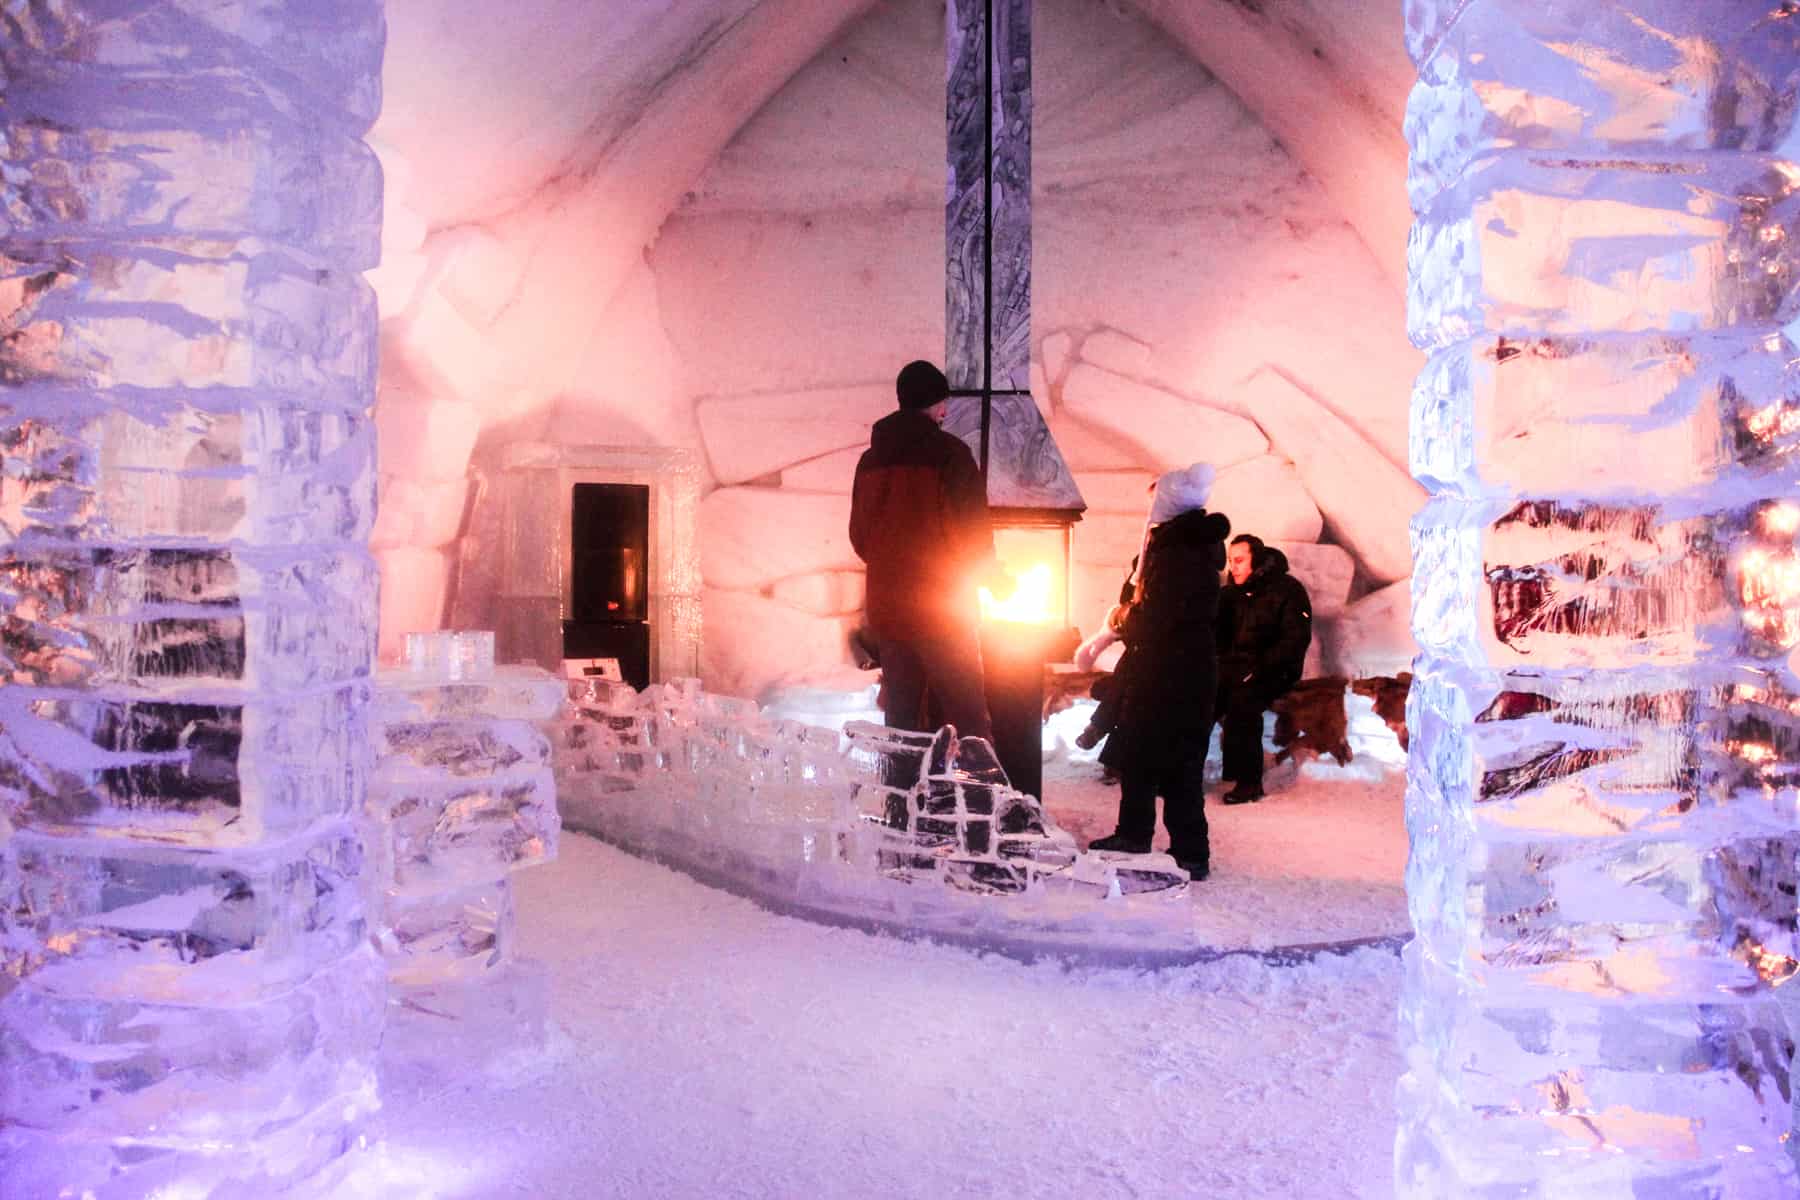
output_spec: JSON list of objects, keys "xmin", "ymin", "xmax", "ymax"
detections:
[{"xmin": 565, "ymin": 482, "xmax": 651, "ymax": 688}]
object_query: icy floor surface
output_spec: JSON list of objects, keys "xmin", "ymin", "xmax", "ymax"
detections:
[
  {"xmin": 352, "ymin": 835, "xmax": 1403, "ymax": 1199},
  {"xmin": 1040, "ymin": 700, "xmax": 1408, "ymax": 949}
]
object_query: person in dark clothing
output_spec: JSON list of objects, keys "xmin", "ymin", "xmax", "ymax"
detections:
[
  {"xmin": 1071, "ymin": 478, "xmax": 1161, "ymax": 753},
  {"xmin": 1214, "ymin": 534, "xmax": 1313, "ymax": 804},
  {"xmin": 849, "ymin": 360, "xmax": 1002, "ymax": 741},
  {"xmin": 1087, "ymin": 464, "xmax": 1229, "ymax": 880}
]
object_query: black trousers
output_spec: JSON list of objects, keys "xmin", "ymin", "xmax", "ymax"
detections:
[
  {"xmin": 1116, "ymin": 753, "xmax": 1209, "ymax": 867},
  {"xmin": 1218, "ymin": 676, "xmax": 1282, "ymax": 789},
  {"xmin": 877, "ymin": 630, "xmax": 993, "ymax": 742}
]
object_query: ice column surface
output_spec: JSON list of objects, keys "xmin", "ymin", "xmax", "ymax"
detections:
[
  {"xmin": 368, "ymin": 664, "xmax": 564, "ymax": 1000},
  {"xmin": 1403, "ymin": 2, "xmax": 1800, "ymax": 1194},
  {"xmin": 0, "ymin": 2, "xmax": 387, "ymax": 1195}
]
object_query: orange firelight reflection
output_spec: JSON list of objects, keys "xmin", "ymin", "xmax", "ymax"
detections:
[
  {"xmin": 1737, "ymin": 503, "xmax": 1800, "ymax": 648},
  {"xmin": 979, "ymin": 525, "xmax": 1068, "ymax": 628},
  {"xmin": 981, "ymin": 562, "xmax": 1055, "ymax": 624}
]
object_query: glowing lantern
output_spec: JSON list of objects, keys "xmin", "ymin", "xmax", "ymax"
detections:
[{"xmin": 980, "ymin": 523, "xmax": 1073, "ymax": 629}]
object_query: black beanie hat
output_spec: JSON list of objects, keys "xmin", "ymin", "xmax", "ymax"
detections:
[{"xmin": 896, "ymin": 360, "xmax": 951, "ymax": 410}]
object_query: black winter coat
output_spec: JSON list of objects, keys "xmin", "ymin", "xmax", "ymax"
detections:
[
  {"xmin": 1099, "ymin": 508, "xmax": 1231, "ymax": 773},
  {"xmin": 849, "ymin": 409, "xmax": 994, "ymax": 640},
  {"xmin": 1216, "ymin": 547, "xmax": 1312, "ymax": 694}
]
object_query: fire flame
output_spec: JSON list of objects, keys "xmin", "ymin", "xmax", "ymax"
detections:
[{"xmin": 981, "ymin": 562, "xmax": 1056, "ymax": 625}]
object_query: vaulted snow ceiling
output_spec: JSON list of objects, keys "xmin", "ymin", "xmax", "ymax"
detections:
[{"xmin": 373, "ymin": 0, "xmax": 1411, "ymax": 296}]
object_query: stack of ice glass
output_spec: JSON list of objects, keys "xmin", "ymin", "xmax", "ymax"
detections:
[{"xmin": 0, "ymin": 2, "xmax": 389, "ymax": 1192}]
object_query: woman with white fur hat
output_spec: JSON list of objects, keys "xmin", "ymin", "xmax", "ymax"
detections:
[{"xmin": 1084, "ymin": 462, "xmax": 1230, "ymax": 880}]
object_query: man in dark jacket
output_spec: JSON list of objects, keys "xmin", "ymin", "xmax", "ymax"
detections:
[
  {"xmin": 1214, "ymin": 534, "xmax": 1313, "ymax": 804},
  {"xmin": 1089, "ymin": 464, "xmax": 1229, "ymax": 880},
  {"xmin": 849, "ymin": 360, "xmax": 997, "ymax": 740}
]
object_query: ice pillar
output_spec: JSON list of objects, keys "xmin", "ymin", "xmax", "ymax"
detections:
[
  {"xmin": 0, "ymin": 2, "xmax": 387, "ymax": 1194},
  {"xmin": 369, "ymin": 660, "xmax": 565, "ymax": 1066},
  {"xmin": 1401, "ymin": 2, "xmax": 1800, "ymax": 1193}
]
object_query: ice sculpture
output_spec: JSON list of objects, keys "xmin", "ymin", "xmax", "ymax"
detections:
[
  {"xmin": 367, "ymin": 660, "xmax": 564, "ymax": 1018},
  {"xmin": 554, "ymin": 678, "xmax": 1194, "ymax": 960},
  {"xmin": 1402, "ymin": 3, "xmax": 1800, "ymax": 1193},
  {"xmin": 0, "ymin": 1, "xmax": 386, "ymax": 1194}
]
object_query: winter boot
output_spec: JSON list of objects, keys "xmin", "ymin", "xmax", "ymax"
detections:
[{"xmin": 1087, "ymin": 832, "xmax": 1151, "ymax": 854}]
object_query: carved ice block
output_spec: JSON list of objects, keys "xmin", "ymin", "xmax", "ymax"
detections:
[
  {"xmin": 0, "ymin": 546, "xmax": 378, "ymax": 690},
  {"xmin": 0, "ymin": 683, "xmax": 368, "ymax": 846},
  {"xmin": 0, "ymin": 945, "xmax": 384, "ymax": 1147},
  {"xmin": 0, "ymin": 396, "xmax": 377, "ymax": 544},
  {"xmin": 1, "ymin": 821, "xmax": 371, "ymax": 1006},
  {"xmin": 367, "ymin": 667, "xmax": 563, "ymax": 995},
  {"xmin": 0, "ymin": 1094, "xmax": 376, "ymax": 1200},
  {"xmin": 375, "ymin": 766, "xmax": 559, "ymax": 894},
  {"xmin": 0, "ymin": 1, "xmax": 387, "ymax": 1190},
  {"xmin": 380, "ymin": 877, "xmax": 517, "ymax": 989},
  {"xmin": 1401, "ymin": 2, "xmax": 1800, "ymax": 1193},
  {"xmin": 372, "ymin": 663, "xmax": 569, "ymax": 723}
]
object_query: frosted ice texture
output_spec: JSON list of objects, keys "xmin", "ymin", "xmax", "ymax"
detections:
[
  {"xmin": 405, "ymin": 628, "xmax": 496, "ymax": 679},
  {"xmin": 2, "ymin": 822, "xmax": 370, "ymax": 1006},
  {"xmin": 0, "ymin": 1, "xmax": 386, "ymax": 1192},
  {"xmin": 1402, "ymin": 4, "xmax": 1800, "ymax": 1194},
  {"xmin": 552, "ymin": 678, "xmax": 1193, "ymax": 953},
  {"xmin": 380, "ymin": 878, "xmax": 516, "ymax": 989},
  {"xmin": 367, "ymin": 666, "xmax": 562, "ymax": 992}
]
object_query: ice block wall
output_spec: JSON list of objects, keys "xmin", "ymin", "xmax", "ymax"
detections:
[
  {"xmin": 1402, "ymin": 2, "xmax": 1800, "ymax": 1193},
  {"xmin": 555, "ymin": 677, "xmax": 1193, "ymax": 913},
  {"xmin": 0, "ymin": 2, "xmax": 388, "ymax": 1194},
  {"xmin": 368, "ymin": 662, "xmax": 563, "ymax": 1019}
]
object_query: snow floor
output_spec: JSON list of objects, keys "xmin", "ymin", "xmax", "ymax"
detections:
[
  {"xmin": 350, "ymin": 833, "xmax": 1405, "ymax": 1199},
  {"xmin": 1039, "ymin": 699, "xmax": 1410, "ymax": 949},
  {"xmin": 336, "ymin": 692, "xmax": 1410, "ymax": 1198}
]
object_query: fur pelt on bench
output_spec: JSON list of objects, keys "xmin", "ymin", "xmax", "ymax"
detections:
[
  {"xmin": 1350, "ymin": 672, "xmax": 1412, "ymax": 751},
  {"xmin": 1269, "ymin": 674, "xmax": 1414, "ymax": 767},
  {"xmin": 1049, "ymin": 665, "xmax": 1413, "ymax": 768},
  {"xmin": 1271, "ymin": 676, "xmax": 1353, "ymax": 767}
]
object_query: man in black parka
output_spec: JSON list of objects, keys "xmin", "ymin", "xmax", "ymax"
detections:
[
  {"xmin": 849, "ymin": 360, "xmax": 998, "ymax": 740},
  {"xmin": 1214, "ymin": 534, "xmax": 1313, "ymax": 804},
  {"xmin": 1089, "ymin": 464, "xmax": 1230, "ymax": 880}
]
